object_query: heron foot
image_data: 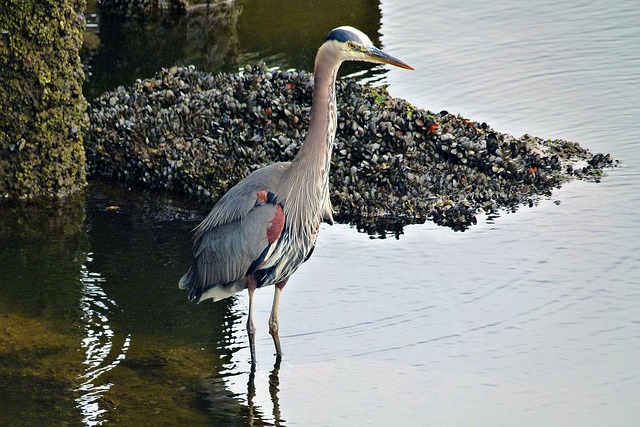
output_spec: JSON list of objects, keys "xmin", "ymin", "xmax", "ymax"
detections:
[
  {"xmin": 268, "ymin": 280, "xmax": 287, "ymax": 359},
  {"xmin": 247, "ymin": 317, "xmax": 257, "ymax": 366},
  {"xmin": 247, "ymin": 277, "xmax": 258, "ymax": 366},
  {"xmin": 269, "ymin": 322, "xmax": 283, "ymax": 358}
]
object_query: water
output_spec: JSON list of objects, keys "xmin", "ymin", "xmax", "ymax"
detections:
[{"xmin": 2, "ymin": 0, "xmax": 639, "ymax": 425}]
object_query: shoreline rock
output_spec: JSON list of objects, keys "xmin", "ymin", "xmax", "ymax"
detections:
[
  {"xmin": 0, "ymin": 0, "xmax": 88, "ymax": 200},
  {"xmin": 85, "ymin": 64, "xmax": 616, "ymax": 231}
]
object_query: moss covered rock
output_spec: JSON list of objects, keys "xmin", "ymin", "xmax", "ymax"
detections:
[{"xmin": 0, "ymin": 0, "xmax": 88, "ymax": 199}]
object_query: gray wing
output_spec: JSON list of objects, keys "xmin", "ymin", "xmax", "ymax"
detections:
[
  {"xmin": 181, "ymin": 163, "xmax": 289, "ymax": 302},
  {"xmin": 180, "ymin": 198, "xmax": 284, "ymax": 302},
  {"xmin": 194, "ymin": 202, "xmax": 281, "ymax": 287},
  {"xmin": 193, "ymin": 162, "xmax": 289, "ymax": 239}
]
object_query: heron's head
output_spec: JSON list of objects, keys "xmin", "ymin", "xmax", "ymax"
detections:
[{"xmin": 323, "ymin": 26, "xmax": 413, "ymax": 70}]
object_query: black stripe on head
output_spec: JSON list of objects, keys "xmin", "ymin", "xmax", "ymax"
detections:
[{"xmin": 325, "ymin": 28, "xmax": 355, "ymax": 43}]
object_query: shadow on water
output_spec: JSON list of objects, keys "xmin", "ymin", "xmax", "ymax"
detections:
[
  {"xmin": 84, "ymin": 0, "xmax": 385, "ymax": 99},
  {"xmin": 0, "ymin": 194, "xmax": 87, "ymax": 426},
  {"xmin": 0, "ymin": 182, "xmax": 292, "ymax": 425}
]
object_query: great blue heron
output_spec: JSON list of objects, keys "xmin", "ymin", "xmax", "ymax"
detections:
[{"xmin": 179, "ymin": 26, "xmax": 413, "ymax": 365}]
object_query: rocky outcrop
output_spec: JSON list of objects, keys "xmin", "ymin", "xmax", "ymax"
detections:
[
  {"xmin": 86, "ymin": 65, "xmax": 616, "ymax": 231},
  {"xmin": 0, "ymin": 0, "xmax": 88, "ymax": 199}
]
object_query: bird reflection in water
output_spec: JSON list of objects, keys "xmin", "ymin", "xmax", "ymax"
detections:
[
  {"xmin": 246, "ymin": 362, "xmax": 285, "ymax": 426},
  {"xmin": 203, "ymin": 357, "xmax": 286, "ymax": 425},
  {"xmin": 207, "ymin": 297, "xmax": 287, "ymax": 425}
]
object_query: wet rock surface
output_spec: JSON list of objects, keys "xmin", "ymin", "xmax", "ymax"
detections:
[
  {"xmin": 0, "ymin": 0, "xmax": 88, "ymax": 199},
  {"xmin": 86, "ymin": 64, "xmax": 616, "ymax": 231}
]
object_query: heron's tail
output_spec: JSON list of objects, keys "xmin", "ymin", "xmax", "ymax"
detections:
[
  {"xmin": 178, "ymin": 266, "xmax": 203, "ymax": 303},
  {"xmin": 179, "ymin": 267, "xmax": 243, "ymax": 303},
  {"xmin": 178, "ymin": 266, "xmax": 194, "ymax": 290}
]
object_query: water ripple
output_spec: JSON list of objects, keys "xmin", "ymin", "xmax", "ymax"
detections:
[{"xmin": 75, "ymin": 253, "xmax": 131, "ymax": 427}]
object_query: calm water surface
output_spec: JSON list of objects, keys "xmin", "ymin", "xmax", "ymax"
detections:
[{"xmin": 2, "ymin": 0, "xmax": 639, "ymax": 425}]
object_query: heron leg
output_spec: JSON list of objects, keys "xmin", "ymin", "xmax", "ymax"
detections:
[
  {"xmin": 247, "ymin": 276, "xmax": 258, "ymax": 367},
  {"xmin": 269, "ymin": 279, "xmax": 288, "ymax": 360}
]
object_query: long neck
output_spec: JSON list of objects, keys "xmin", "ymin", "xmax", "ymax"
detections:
[
  {"xmin": 279, "ymin": 45, "xmax": 341, "ymax": 232},
  {"xmin": 292, "ymin": 46, "xmax": 340, "ymax": 172}
]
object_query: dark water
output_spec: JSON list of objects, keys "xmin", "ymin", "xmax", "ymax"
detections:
[
  {"xmin": 83, "ymin": 0, "xmax": 386, "ymax": 99},
  {"xmin": 2, "ymin": 0, "xmax": 639, "ymax": 425}
]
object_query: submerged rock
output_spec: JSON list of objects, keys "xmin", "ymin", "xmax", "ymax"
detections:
[{"xmin": 85, "ymin": 64, "xmax": 616, "ymax": 231}]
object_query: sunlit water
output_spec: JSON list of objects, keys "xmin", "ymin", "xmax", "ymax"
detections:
[
  {"xmin": 230, "ymin": 183, "xmax": 638, "ymax": 426},
  {"xmin": 76, "ymin": 254, "xmax": 131, "ymax": 426},
  {"xmin": 2, "ymin": 0, "xmax": 639, "ymax": 425},
  {"xmin": 223, "ymin": 2, "xmax": 640, "ymax": 425}
]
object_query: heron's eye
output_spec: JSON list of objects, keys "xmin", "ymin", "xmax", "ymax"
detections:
[{"xmin": 347, "ymin": 42, "xmax": 356, "ymax": 49}]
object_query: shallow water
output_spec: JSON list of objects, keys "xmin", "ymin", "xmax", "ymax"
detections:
[{"xmin": 2, "ymin": 0, "xmax": 640, "ymax": 425}]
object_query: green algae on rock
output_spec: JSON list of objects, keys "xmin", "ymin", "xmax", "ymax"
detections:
[
  {"xmin": 0, "ymin": 0, "xmax": 88, "ymax": 200},
  {"xmin": 85, "ymin": 65, "xmax": 616, "ymax": 231}
]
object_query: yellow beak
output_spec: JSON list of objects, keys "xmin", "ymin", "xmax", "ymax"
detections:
[{"xmin": 366, "ymin": 47, "xmax": 414, "ymax": 70}]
